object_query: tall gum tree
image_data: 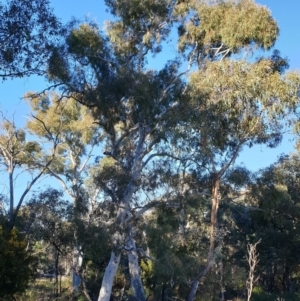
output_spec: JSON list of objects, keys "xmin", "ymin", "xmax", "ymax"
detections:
[
  {"xmin": 46, "ymin": 12, "xmax": 185, "ymax": 301},
  {"xmin": 185, "ymin": 57, "xmax": 300, "ymax": 300},
  {"xmin": 0, "ymin": 114, "xmax": 58, "ymax": 228},
  {"xmin": 25, "ymin": 96, "xmax": 102, "ymax": 292},
  {"xmin": 172, "ymin": 1, "xmax": 300, "ymax": 300},
  {"xmin": 42, "ymin": 0, "xmax": 300, "ymax": 300}
]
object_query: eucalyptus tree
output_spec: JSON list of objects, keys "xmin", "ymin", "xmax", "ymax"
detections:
[
  {"xmin": 172, "ymin": 0, "xmax": 300, "ymax": 297},
  {"xmin": 0, "ymin": 114, "xmax": 58, "ymax": 228},
  {"xmin": 185, "ymin": 55, "xmax": 300, "ymax": 300},
  {"xmin": 25, "ymin": 96, "xmax": 103, "ymax": 292},
  {"xmin": 46, "ymin": 12, "xmax": 185, "ymax": 301},
  {"xmin": 40, "ymin": 0, "xmax": 300, "ymax": 300}
]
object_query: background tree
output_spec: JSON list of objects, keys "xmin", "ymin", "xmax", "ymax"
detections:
[
  {"xmin": 0, "ymin": 217, "xmax": 37, "ymax": 300},
  {"xmin": 0, "ymin": 0, "xmax": 61, "ymax": 79},
  {"xmin": 247, "ymin": 154, "xmax": 300, "ymax": 294},
  {"xmin": 25, "ymin": 95, "xmax": 104, "ymax": 293},
  {"xmin": 185, "ymin": 54, "xmax": 299, "ymax": 300},
  {"xmin": 0, "ymin": 114, "xmax": 58, "ymax": 228},
  {"xmin": 25, "ymin": 188, "xmax": 73, "ymax": 297}
]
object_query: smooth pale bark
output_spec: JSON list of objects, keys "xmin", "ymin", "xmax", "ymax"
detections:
[
  {"xmin": 188, "ymin": 175, "xmax": 220, "ymax": 301},
  {"xmin": 72, "ymin": 246, "xmax": 83, "ymax": 291},
  {"xmin": 97, "ymin": 207, "xmax": 126, "ymax": 301},
  {"xmin": 98, "ymin": 126, "xmax": 147, "ymax": 301},
  {"xmin": 126, "ymin": 233, "xmax": 146, "ymax": 301},
  {"xmin": 98, "ymin": 250, "xmax": 121, "ymax": 301}
]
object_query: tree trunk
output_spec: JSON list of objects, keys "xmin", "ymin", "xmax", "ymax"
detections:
[
  {"xmin": 9, "ymin": 168, "xmax": 14, "ymax": 225},
  {"xmin": 187, "ymin": 175, "xmax": 220, "ymax": 301},
  {"xmin": 97, "ymin": 206, "xmax": 125, "ymax": 301},
  {"xmin": 72, "ymin": 245, "xmax": 83, "ymax": 291},
  {"xmin": 55, "ymin": 249, "xmax": 59, "ymax": 297},
  {"xmin": 188, "ymin": 263, "xmax": 213, "ymax": 301},
  {"xmin": 98, "ymin": 125, "xmax": 147, "ymax": 301},
  {"xmin": 97, "ymin": 250, "xmax": 121, "ymax": 301},
  {"xmin": 126, "ymin": 233, "xmax": 146, "ymax": 301}
]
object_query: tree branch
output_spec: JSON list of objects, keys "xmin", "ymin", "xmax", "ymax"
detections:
[{"xmin": 142, "ymin": 152, "xmax": 181, "ymax": 168}]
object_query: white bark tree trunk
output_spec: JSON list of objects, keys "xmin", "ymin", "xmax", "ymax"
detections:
[
  {"xmin": 126, "ymin": 232, "xmax": 146, "ymax": 301},
  {"xmin": 72, "ymin": 245, "xmax": 83, "ymax": 291},
  {"xmin": 97, "ymin": 125, "xmax": 147, "ymax": 301},
  {"xmin": 98, "ymin": 250, "xmax": 121, "ymax": 301}
]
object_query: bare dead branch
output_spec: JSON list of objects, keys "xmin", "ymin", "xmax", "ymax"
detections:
[{"xmin": 246, "ymin": 239, "xmax": 262, "ymax": 301}]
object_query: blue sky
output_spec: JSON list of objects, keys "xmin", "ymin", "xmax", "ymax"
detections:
[
  {"xmin": 257, "ymin": 0, "xmax": 300, "ymax": 70},
  {"xmin": 0, "ymin": 0, "xmax": 299, "ymax": 172}
]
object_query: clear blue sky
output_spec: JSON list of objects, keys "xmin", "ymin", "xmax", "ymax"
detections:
[{"xmin": 0, "ymin": 0, "xmax": 299, "ymax": 172}]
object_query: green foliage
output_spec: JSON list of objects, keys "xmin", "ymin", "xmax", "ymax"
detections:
[
  {"xmin": 178, "ymin": 0, "xmax": 278, "ymax": 54},
  {"xmin": 141, "ymin": 197, "xmax": 211, "ymax": 300},
  {"xmin": 0, "ymin": 120, "xmax": 42, "ymax": 167},
  {"xmin": 105, "ymin": 0, "xmax": 172, "ymax": 57},
  {"xmin": 26, "ymin": 188, "xmax": 73, "ymax": 249},
  {"xmin": 27, "ymin": 95, "xmax": 98, "ymax": 145},
  {"xmin": 226, "ymin": 166, "xmax": 252, "ymax": 188},
  {"xmin": 48, "ymin": 47, "xmax": 70, "ymax": 82},
  {"xmin": 251, "ymin": 290, "xmax": 300, "ymax": 301},
  {"xmin": 0, "ymin": 0, "xmax": 61, "ymax": 78},
  {"xmin": 67, "ymin": 23, "xmax": 104, "ymax": 57},
  {"xmin": 0, "ymin": 222, "xmax": 37, "ymax": 299},
  {"xmin": 247, "ymin": 154, "xmax": 300, "ymax": 293},
  {"xmin": 189, "ymin": 58, "xmax": 297, "ymax": 116}
]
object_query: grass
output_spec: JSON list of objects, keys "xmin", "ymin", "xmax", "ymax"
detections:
[{"xmin": 16, "ymin": 277, "xmax": 73, "ymax": 301}]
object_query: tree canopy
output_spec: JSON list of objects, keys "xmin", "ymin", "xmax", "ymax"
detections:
[{"xmin": 0, "ymin": 0, "xmax": 62, "ymax": 79}]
